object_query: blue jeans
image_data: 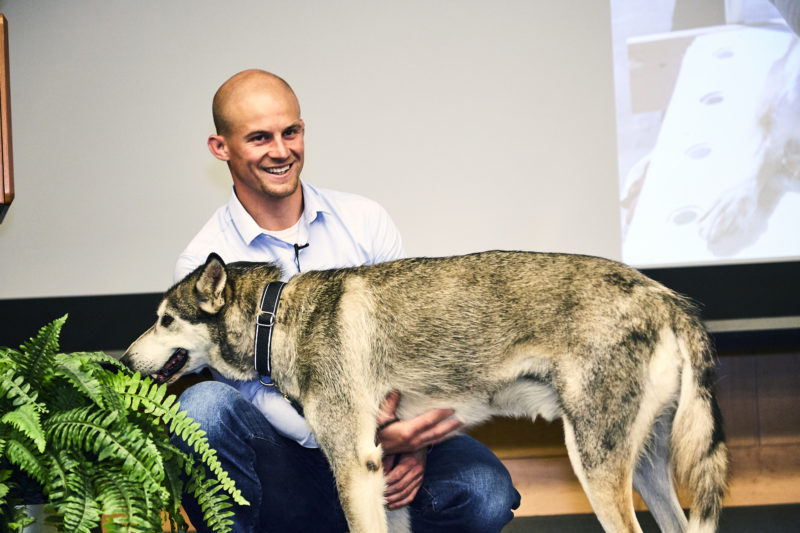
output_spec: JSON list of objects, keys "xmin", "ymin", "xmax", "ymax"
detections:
[{"xmin": 173, "ymin": 381, "xmax": 520, "ymax": 533}]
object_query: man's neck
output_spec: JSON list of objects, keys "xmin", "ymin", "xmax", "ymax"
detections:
[{"xmin": 236, "ymin": 185, "xmax": 304, "ymax": 231}]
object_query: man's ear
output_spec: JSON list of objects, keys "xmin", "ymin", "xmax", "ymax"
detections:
[
  {"xmin": 207, "ymin": 134, "xmax": 230, "ymax": 161},
  {"xmin": 196, "ymin": 253, "xmax": 227, "ymax": 314}
]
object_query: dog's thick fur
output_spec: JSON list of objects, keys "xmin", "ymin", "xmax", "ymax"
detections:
[{"xmin": 122, "ymin": 251, "xmax": 729, "ymax": 533}]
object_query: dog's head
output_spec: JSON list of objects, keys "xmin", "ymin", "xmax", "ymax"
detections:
[{"xmin": 121, "ymin": 253, "xmax": 279, "ymax": 384}]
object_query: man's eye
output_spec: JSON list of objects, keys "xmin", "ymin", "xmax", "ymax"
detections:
[{"xmin": 160, "ymin": 314, "xmax": 175, "ymax": 328}]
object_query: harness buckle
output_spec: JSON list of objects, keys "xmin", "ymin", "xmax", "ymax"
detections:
[{"xmin": 257, "ymin": 311, "xmax": 276, "ymax": 327}]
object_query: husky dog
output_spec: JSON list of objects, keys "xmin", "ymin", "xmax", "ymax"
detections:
[{"xmin": 122, "ymin": 251, "xmax": 728, "ymax": 533}]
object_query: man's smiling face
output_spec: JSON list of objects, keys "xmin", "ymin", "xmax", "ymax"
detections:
[{"xmin": 221, "ymin": 86, "xmax": 305, "ymax": 202}]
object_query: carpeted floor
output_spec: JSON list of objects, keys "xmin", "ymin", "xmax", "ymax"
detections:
[{"xmin": 502, "ymin": 504, "xmax": 800, "ymax": 532}]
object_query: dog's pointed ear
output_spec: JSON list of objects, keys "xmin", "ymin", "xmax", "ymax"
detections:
[{"xmin": 196, "ymin": 253, "xmax": 227, "ymax": 314}]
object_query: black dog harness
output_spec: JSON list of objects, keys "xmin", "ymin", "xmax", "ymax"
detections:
[
  {"xmin": 255, "ymin": 281, "xmax": 286, "ymax": 386},
  {"xmin": 255, "ymin": 281, "xmax": 305, "ymax": 415}
]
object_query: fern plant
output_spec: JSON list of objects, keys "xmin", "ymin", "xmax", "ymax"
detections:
[{"xmin": 0, "ymin": 315, "xmax": 248, "ymax": 532}]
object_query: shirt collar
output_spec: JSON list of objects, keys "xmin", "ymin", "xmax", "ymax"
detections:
[
  {"xmin": 299, "ymin": 182, "xmax": 330, "ymax": 225},
  {"xmin": 227, "ymin": 189, "xmax": 263, "ymax": 245},
  {"xmin": 227, "ymin": 183, "xmax": 331, "ymax": 245}
]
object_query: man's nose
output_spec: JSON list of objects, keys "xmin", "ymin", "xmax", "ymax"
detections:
[{"xmin": 268, "ymin": 138, "xmax": 290, "ymax": 159}]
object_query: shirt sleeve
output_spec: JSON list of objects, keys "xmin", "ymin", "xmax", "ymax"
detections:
[
  {"xmin": 173, "ymin": 224, "xmax": 221, "ymax": 284},
  {"xmin": 368, "ymin": 202, "xmax": 406, "ymax": 263},
  {"xmin": 174, "ymin": 252, "xmax": 202, "ymax": 284},
  {"xmin": 215, "ymin": 372, "xmax": 319, "ymax": 448}
]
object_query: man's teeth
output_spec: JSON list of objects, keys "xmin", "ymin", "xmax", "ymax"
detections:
[{"xmin": 265, "ymin": 165, "xmax": 291, "ymax": 175}]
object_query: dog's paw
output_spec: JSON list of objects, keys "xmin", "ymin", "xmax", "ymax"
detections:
[{"xmin": 698, "ymin": 182, "xmax": 766, "ymax": 256}]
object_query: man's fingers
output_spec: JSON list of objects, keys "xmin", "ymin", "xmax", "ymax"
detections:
[
  {"xmin": 384, "ymin": 454, "xmax": 425, "ymax": 509},
  {"xmin": 378, "ymin": 407, "xmax": 464, "ymax": 454},
  {"xmin": 383, "ymin": 390, "xmax": 401, "ymax": 412},
  {"xmin": 417, "ymin": 416, "xmax": 463, "ymax": 445},
  {"xmin": 386, "ymin": 480, "xmax": 421, "ymax": 509},
  {"xmin": 382, "ymin": 454, "xmax": 396, "ymax": 473},
  {"xmin": 403, "ymin": 409, "xmax": 463, "ymax": 448}
]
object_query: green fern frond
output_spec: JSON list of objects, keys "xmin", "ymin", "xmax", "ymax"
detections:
[
  {"xmin": 1, "ymin": 404, "xmax": 46, "ymax": 453},
  {"xmin": 44, "ymin": 455, "xmax": 103, "ymax": 533},
  {"xmin": 94, "ymin": 467, "xmax": 167, "ymax": 533},
  {"xmin": 172, "ymin": 414, "xmax": 246, "ymax": 507},
  {"xmin": 17, "ymin": 315, "xmax": 67, "ymax": 388},
  {"xmin": 0, "ymin": 468, "xmax": 12, "ymax": 501},
  {"xmin": 0, "ymin": 345, "xmax": 20, "ymax": 364},
  {"xmin": 46, "ymin": 407, "xmax": 167, "ymax": 491},
  {"xmin": 53, "ymin": 356, "xmax": 106, "ymax": 409},
  {"xmin": 125, "ymin": 372, "xmax": 168, "ymax": 413},
  {"xmin": 159, "ymin": 446, "xmax": 187, "ymax": 518},
  {"xmin": 186, "ymin": 477, "xmax": 235, "ymax": 533},
  {"xmin": 0, "ymin": 370, "xmax": 43, "ymax": 411},
  {"xmin": 70, "ymin": 350, "xmax": 127, "ymax": 371},
  {"xmin": 57, "ymin": 480, "xmax": 102, "ymax": 533},
  {"xmin": 43, "ymin": 450, "xmax": 75, "ymax": 503},
  {"xmin": 103, "ymin": 372, "xmax": 181, "ymax": 430},
  {"xmin": 0, "ymin": 471, "xmax": 10, "ymax": 504},
  {"xmin": 3, "ymin": 437, "xmax": 47, "ymax": 485},
  {"xmin": 45, "ymin": 406, "xmax": 118, "ymax": 452}
]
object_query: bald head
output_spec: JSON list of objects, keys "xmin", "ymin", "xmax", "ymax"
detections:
[{"xmin": 212, "ymin": 70, "xmax": 300, "ymax": 137}]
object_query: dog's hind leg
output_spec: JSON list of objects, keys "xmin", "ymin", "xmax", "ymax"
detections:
[
  {"xmin": 633, "ymin": 411, "xmax": 687, "ymax": 533},
  {"xmin": 562, "ymin": 417, "xmax": 643, "ymax": 533},
  {"xmin": 387, "ymin": 508, "xmax": 411, "ymax": 533}
]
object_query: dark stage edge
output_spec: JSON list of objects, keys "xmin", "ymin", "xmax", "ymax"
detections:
[{"xmin": 502, "ymin": 503, "xmax": 800, "ymax": 532}]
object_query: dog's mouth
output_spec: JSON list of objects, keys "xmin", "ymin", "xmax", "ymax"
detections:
[{"xmin": 151, "ymin": 348, "xmax": 188, "ymax": 384}]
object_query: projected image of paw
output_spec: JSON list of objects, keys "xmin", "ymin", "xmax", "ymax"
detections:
[
  {"xmin": 699, "ymin": 181, "xmax": 766, "ymax": 256},
  {"xmin": 622, "ymin": 26, "xmax": 800, "ymax": 266},
  {"xmin": 700, "ymin": 39, "xmax": 800, "ymax": 257}
]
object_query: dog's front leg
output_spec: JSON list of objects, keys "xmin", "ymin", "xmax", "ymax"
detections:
[{"xmin": 305, "ymin": 399, "xmax": 396, "ymax": 533}]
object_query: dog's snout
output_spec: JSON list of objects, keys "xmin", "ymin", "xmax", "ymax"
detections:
[{"xmin": 118, "ymin": 351, "xmax": 133, "ymax": 368}]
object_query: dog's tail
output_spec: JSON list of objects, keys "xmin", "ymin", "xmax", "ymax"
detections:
[{"xmin": 671, "ymin": 301, "xmax": 729, "ymax": 533}]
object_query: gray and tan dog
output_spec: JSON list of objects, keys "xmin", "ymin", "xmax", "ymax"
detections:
[{"xmin": 122, "ymin": 251, "xmax": 729, "ymax": 533}]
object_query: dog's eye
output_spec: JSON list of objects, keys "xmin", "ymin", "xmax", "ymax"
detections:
[{"xmin": 160, "ymin": 314, "xmax": 175, "ymax": 328}]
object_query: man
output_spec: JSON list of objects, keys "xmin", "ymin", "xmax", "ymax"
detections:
[{"xmin": 173, "ymin": 69, "xmax": 520, "ymax": 532}]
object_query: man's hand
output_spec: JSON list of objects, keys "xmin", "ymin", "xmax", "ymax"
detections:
[
  {"xmin": 376, "ymin": 391, "xmax": 463, "ymax": 455},
  {"xmin": 376, "ymin": 391, "xmax": 463, "ymax": 508},
  {"xmin": 382, "ymin": 450, "xmax": 426, "ymax": 510}
]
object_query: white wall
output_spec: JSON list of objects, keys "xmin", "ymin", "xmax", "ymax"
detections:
[{"xmin": 0, "ymin": 0, "xmax": 620, "ymax": 298}]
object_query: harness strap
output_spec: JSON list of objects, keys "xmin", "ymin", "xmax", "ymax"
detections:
[{"xmin": 255, "ymin": 281, "xmax": 286, "ymax": 384}]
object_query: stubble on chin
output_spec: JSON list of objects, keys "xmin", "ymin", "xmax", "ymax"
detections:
[{"xmin": 259, "ymin": 175, "xmax": 300, "ymax": 200}]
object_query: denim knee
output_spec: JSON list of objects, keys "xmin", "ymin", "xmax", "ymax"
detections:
[
  {"xmin": 413, "ymin": 436, "xmax": 520, "ymax": 533},
  {"xmin": 173, "ymin": 380, "xmax": 252, "ymax": 443},
  {"xmin": 170, "ymin": 381, "xmax": 263, "ymax": 532},
  {"xmin": 177, "ymin": 380, "xmax": 237, "ymax": 415},
  {"xmin": 458, "ymin": 460, "xmax": 520, "ymax": 530}
]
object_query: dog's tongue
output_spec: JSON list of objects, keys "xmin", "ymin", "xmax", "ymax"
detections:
[{"xmin": 152, "ymin": 348, "xmax": 188, "ymax": 384}]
